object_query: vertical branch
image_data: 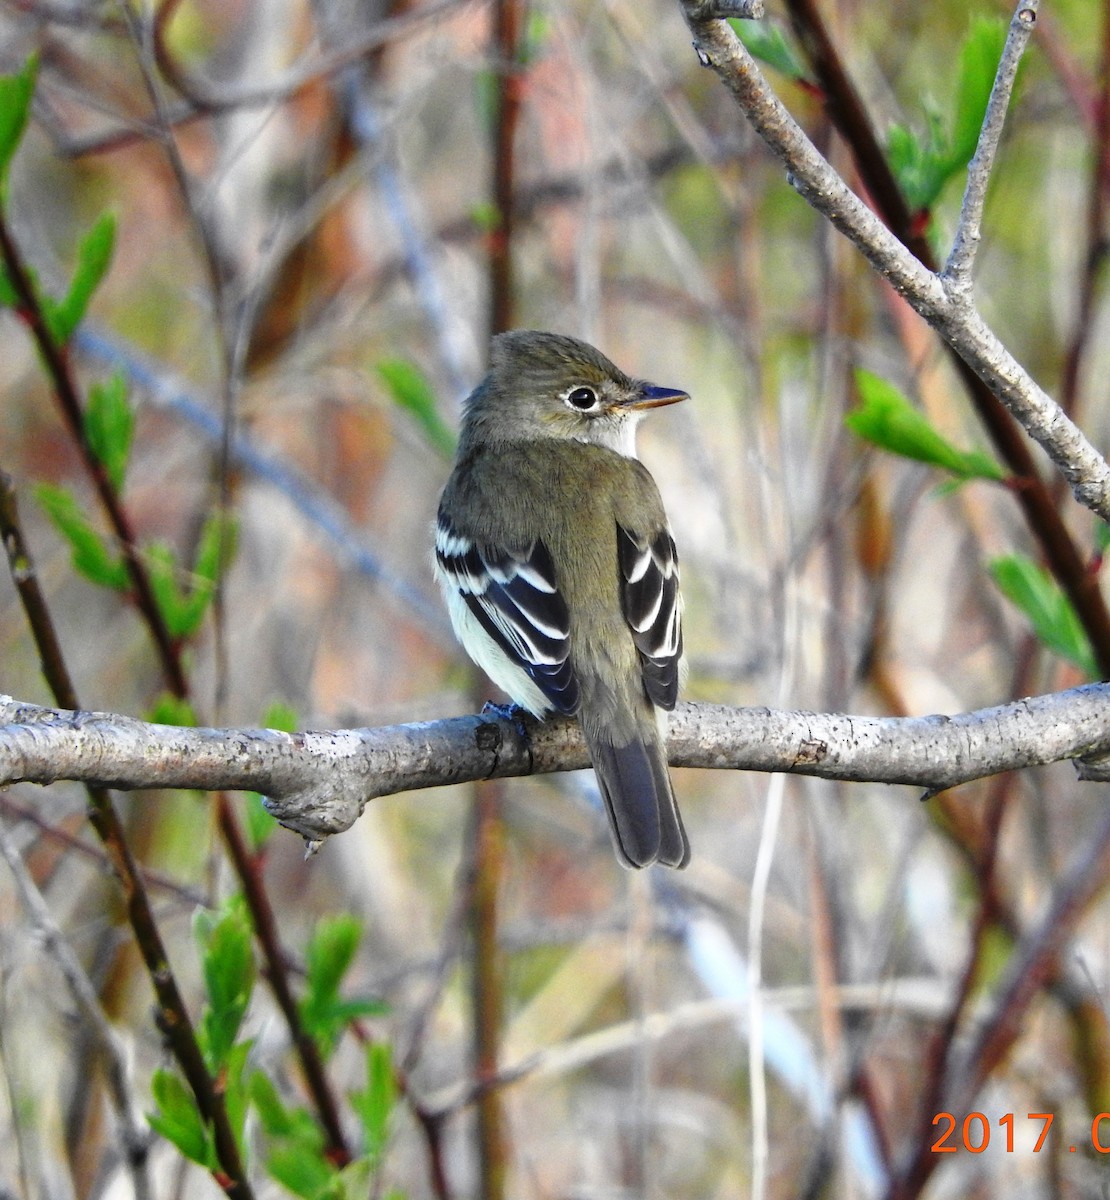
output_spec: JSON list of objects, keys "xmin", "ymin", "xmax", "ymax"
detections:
[
  {"xmin": 1059, "ymin": 0, "xmax": 1110, "ymax": 420},
  {"xmin": 468, "ymin": 784, "xmax": 508, "ymax": 1200},
  {"xmin": 943, "ymin": 1, "xmax": 1040, "ymax": 292},
  {"xmin": 215, "ymin": 803, "xmax": 352, "ymax": 1166},
  {"xmin": 135, "ymin": 0, "xmax": 239, "ymax": 719},
  {"xmin": 0, "ymin": 474, "xmax": 253, "ymax": 1200},
  {"xmin": 886, "ymin": 805, "xmax": 1110, "ymax": 1200},
  {"xmin": 488, "ymin": 0, "xmax": 523, "ymax": 336},
  {"xmin": 469, "ymin": 3, "xmax": 525, "ymax": 1197}
]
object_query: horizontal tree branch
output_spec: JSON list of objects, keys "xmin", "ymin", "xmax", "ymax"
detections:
[{"xmin": 3, "ymin": 687, "xmax": 1110, "ymax": 848}]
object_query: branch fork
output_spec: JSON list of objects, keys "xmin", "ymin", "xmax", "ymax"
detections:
[{"xmin": 681, "ymin": 0, "xmax": 1110, "ymax": 523}]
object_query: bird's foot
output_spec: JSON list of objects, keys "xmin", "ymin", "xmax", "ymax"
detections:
[
  {"xmin": 480, "ymin": 700, "xmax": 530, "ymax": 740},
  {"xmin": 478, "ymin": 702, "xmax": 534, "ymax": 773}
]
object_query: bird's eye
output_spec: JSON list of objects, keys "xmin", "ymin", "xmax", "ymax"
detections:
[{"xmin": 565, "ymin": 386, "xmax": 599, "ymax": 412}]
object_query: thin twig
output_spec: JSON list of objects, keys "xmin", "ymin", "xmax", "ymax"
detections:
[
  {"xmin": 1057, "ymin": 0, "xmax": 1110, "ymax": 422},
  {"xmin": 943, "ymin": 1, "xmax": 1040, "ymax": 293},
  {"xmin": 0, "ymin": 824, "xmax": 153, "ymax": 1200}
]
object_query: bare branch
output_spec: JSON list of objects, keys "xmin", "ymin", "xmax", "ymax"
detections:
[
  {"xmin": 687, "ymin": 0, "xmax": 764, "ymax": 17},
  {"xmin": 2, "ymin": 687, "xmax": 1109, "ymax": 848},
  {"xmin": 0, "ymin": 827, "xmax": 153, "ymax": 1199},
  {"xmin": 944, "ymin": 1, "xmax": 1040, "ymax": 292},
  {"xmin": 679, "ymin": 2, "xmax": 1110, "ymax": 524}
]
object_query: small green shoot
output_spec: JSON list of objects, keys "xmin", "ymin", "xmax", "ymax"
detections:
[
  {"xmin": 469, "ymin": 200, "xmax": 502, "ymax": 233},
  {"xmin": 84, "ymin": 372, "xmax": 133, "ymax": 492},
  {"xmin": 194, "ymin": 896, "xmax": 256, "ymax": 1074},
  {"xmin": 350, "ymin": 1042, "xmax": 396, "ymax": 1170},
  {"xmin": 147, "ymin": 693, "xmax": 198, "ymax": 727},
  {"xmin": 34, "ymin": 482, "xmax": 130, "ymax": 591},
  {"xmin": 147, "ymin": 512, "xmax": 238, "ymax": 640},
  {"xmin": 46, "ymin": 211, "xmax": 117, "ymax": 343},
  {"xmin": 300, "ymin": 915, "xmax": 386, "ymax": 1060},
  {"xmin": 887, "ymin": 18, "xmax": 1008, "ymax": 212}
]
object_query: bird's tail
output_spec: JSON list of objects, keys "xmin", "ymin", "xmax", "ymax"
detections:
[{"xmin": 587, "ymin": 729, "xmax": 689, "ymax": 869}]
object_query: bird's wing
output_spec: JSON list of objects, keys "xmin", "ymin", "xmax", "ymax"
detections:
[
  {"xmin": 435, "ymin": 514, "xmax": 580, "ymax": 715},
  {"xmin": 617, "ymin": 525, "xmax": 683, "ymax": 711}
]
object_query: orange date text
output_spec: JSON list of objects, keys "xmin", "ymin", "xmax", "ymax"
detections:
[{"xmin": 931, "ymin": 1112, "xmax": 1110, "ymax": 1154}]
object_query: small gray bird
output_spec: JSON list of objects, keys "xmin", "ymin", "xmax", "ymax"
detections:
[{"xmin": 435, "ymin": 330, "xmax": 690, "ymax": 868}]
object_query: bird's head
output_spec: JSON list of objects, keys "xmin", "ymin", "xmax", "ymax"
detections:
[{"xmin": 463, "ymin": 330, "xmax": 687, "ymax": 457}]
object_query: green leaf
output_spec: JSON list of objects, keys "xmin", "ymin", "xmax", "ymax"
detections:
[
  {"xmin": 146, "ymin": 541, "xmax": 186, "ymax": 637},
  {"xmin": 729, "ymin": 18, "xmax": 809, "ymax": 83},
  {"xmin": 305, "ymin": 915, "xmax": 362, "ymax": 1001},
  {"xmin": 520, "ymin": 10, "xmax": 552, "ymax": 66},
  {"xmin": 34, "ymin": 482, "xmax": 129, "ymax": 591},
  {"xmin": 196, "ymin": 897, "xmax": 255, "ymax": 1072},
  {"xmin": 250, "ymin": 1072, "xmax": 302, "ymax": 1139},
  {"xmin": 0, "ymin": 262, "xmax": 18, "ymax": 308},
  {"xmin": 242, "ymin": 791, "xmax": 278, "ymax": 851},
  {"xmin": 846, "ymin": 370, "xmax": 1006, "ymax": 482},
  {"xmin": 989, "ymin": 555, "xmax": 1096, "ymax": 676},
  {"xmin": 350, "ymin": 1042, "xmax": 395, "ymax": 1166},
  {"xmin": 193, "ymin": 511, "xmax": 237, "ymax": 585},
  {"xmin": 252, "ymin": 1074, "xmax": 334, "ymax": 1199},
  {"xmin": 377, "ymin": 358, "xmax": 455, "ymax": 458},
  {"xmin": 222, "ymin": 1039, "xmax": 254, "ymax": 1160},
  {"xmin": 266, "ymin": 1140, "xmax": 336, "ymax": 1200},
  {"xmin": 951, "ymin": 19, "xmax": 1008, "ymax": 170},
  {"xmin": 84, "ymin": 372, "xmax": 133, "ymax": 492},
  {"xmin": 148, "ymin": 1069, "xmax": 213, "ymax": 1167},
  {"xmin": 45, "ymin": 211, "xmax": 117, "ymax": 343},
  {"xmin": 968, "ymin": 923, "xmax": 1015, "ymax": 997},
  {"xmin": 0, "ymin": 56, "xmax": 38, "ymax": 190}
]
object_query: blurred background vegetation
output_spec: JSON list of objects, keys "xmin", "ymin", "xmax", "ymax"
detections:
[{"xmin": 2, "ymin": 0, "xmax": 1110, "ymax": 1196}]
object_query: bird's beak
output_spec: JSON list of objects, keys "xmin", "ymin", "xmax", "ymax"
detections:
[{"xmin": 623, "ymin": 383, "xmax": 689, "ymax": 411}]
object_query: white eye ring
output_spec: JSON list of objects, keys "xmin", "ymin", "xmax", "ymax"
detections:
[{"xmin": 564, "ymin": 385, "xmax": 599, "ymax": 412}]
